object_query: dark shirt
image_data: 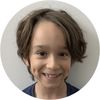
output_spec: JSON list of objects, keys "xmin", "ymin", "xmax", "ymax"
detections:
[{"xmin": 23, "ymin": 82, "xmax": 79, "ymax": 97}]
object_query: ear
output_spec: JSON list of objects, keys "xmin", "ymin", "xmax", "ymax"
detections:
[{"xmin": 23, "ymin": 58, "xmax": 29, "ymax": 66}]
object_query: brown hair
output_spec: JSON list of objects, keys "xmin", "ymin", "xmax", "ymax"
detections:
[{"xmin": 16, "ymin": 8, "xmax": 87, "ymax": 64}]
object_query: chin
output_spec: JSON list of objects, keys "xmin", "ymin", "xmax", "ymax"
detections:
[{"xmin": 41, "ymin": 79, "xmax": 64, "ymax": 89}]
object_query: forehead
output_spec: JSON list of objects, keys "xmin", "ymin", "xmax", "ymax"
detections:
[{"xmin": 31, "ymin": 20, "xmax": 66, "ymax": 47}]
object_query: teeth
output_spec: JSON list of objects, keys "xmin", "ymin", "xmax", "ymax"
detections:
[
  {"xmin": 44, "ymin": 73, "xmax": 61, "ymax": 78},
  {"xmin": 47, "ymin": 74, "xmax": 57, "ymax": 78},
  {"xmin": 42, "ymin": 72, "xmax": 62, "ymax": 79}
]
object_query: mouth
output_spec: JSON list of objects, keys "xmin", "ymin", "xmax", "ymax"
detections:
[{"xmin": 42, "ymin": 72, "xmax": 62, "ymax": 79}]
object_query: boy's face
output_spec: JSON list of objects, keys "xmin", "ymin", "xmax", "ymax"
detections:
[{"xmin": 26, "ymin": 20, "xmax": 71, "ymax": 88}]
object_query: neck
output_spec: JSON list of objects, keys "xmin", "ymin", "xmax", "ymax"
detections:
[{"xmin": 35, "ymin": 82, "xmax": 67, "ymax": 99}]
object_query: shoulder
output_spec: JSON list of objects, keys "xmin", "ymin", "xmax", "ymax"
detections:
[
  {"xmin": 23, "ymin": 83, "xmax": 35, "ymax": 96},
  {"xmin": 67, "ymin": 83, "xmax": 79, "ymax": 96}
]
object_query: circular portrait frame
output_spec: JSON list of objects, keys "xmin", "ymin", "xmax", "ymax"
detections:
[{"xmin": 0, "ymin": 0, "xmax": 99, "ymax": 99}]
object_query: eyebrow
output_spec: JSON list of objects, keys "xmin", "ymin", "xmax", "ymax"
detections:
[{"xmin": 33, "ymin": 45, "xmax": 68, "ymax": 50}]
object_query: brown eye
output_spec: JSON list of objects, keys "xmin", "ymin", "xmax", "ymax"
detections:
[
  {"xmin": 59, "ymin": 52, "xmax": 68, "ymax": 57},
  {"xmin": 36, "ymin": 51, "xmax": 48, "ymax": 57}
]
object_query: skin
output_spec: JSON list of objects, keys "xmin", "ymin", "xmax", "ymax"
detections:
[{"xmin": 25, "ymin": 20, "xmax": 71, "ymax": 99}]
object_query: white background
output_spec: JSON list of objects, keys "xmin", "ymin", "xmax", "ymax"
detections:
[{"xmin": 0, "ymin": 0, "xmax": 100, "ymax": 100}]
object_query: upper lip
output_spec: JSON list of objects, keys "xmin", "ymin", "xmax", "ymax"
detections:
[{"xmin": 42, "ymin": 72, "xmax": 62, "ymax": 75}]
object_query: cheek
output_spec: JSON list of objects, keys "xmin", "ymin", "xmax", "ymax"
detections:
[
  {"xmin": 63, "ymin": 60, "xmax": 71, "ymax": 75},
  {"xmin": 30, "ymin": 59, "xmax": 43, "ymax": 76}
]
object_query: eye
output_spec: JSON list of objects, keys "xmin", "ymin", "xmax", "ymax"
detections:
[
  {"xmin": 36, "ymin": 51, "xmax": 48, "ymax": 57},
  {"xmin": 58, "ymin": 52, "xmax": 69, "ymax": 57}
]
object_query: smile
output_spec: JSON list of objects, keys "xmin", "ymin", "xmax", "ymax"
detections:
[{"xmin": 42, "ymin": 73, "xmax": 62, "ymax": 79}]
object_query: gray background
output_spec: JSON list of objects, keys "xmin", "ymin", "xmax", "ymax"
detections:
[{"xmin": 0, "ymin": 0, "xmax": 99, "ymax": 90}]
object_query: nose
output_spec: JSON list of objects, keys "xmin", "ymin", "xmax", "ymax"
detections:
[{"xmin": 46, "ymin": 55, "xmax": 60, "ymax": 70}]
